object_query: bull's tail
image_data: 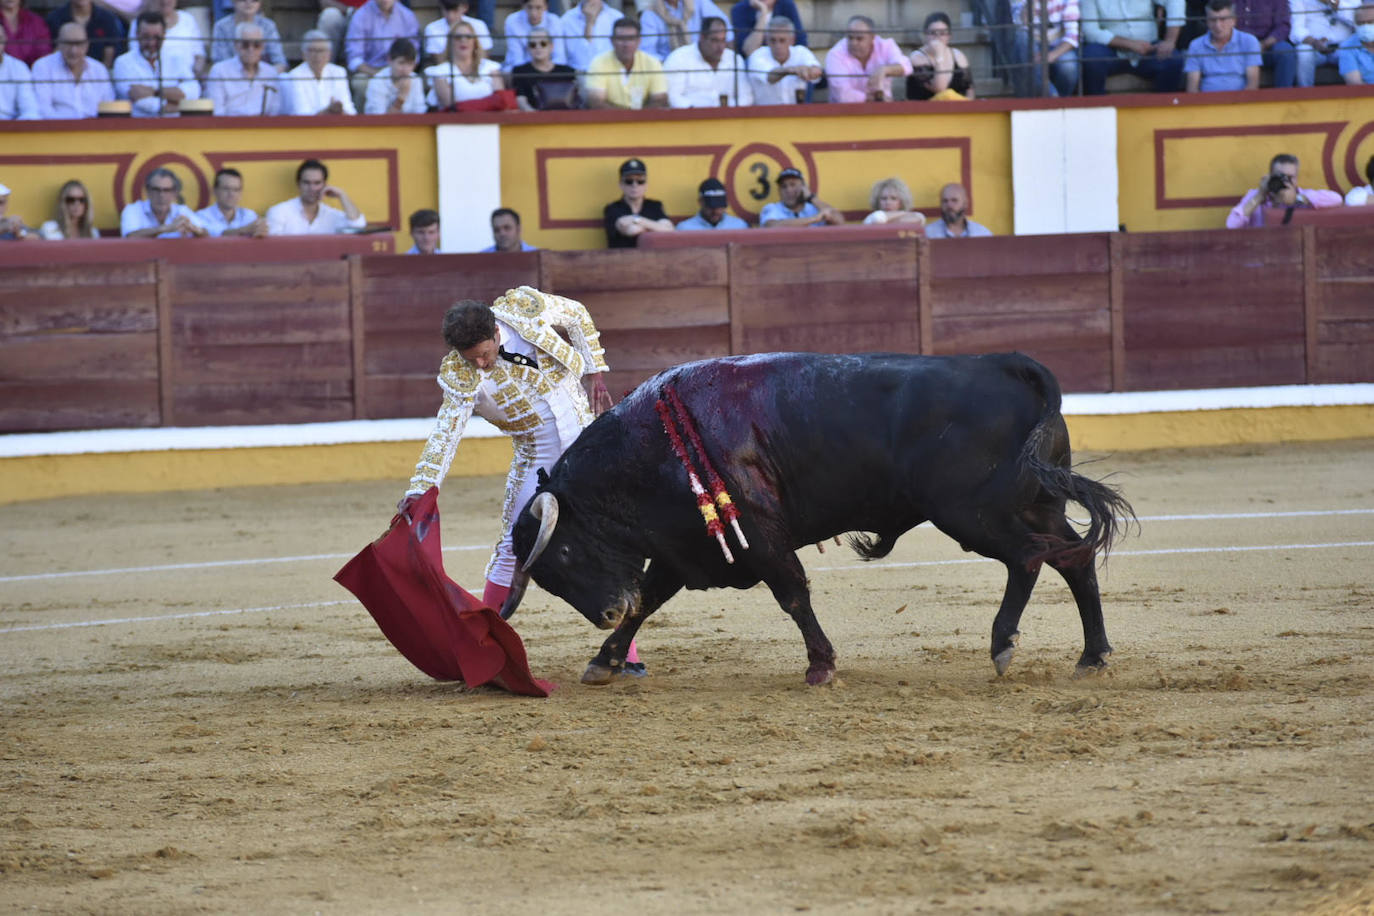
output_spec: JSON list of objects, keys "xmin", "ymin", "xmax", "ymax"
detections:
[{"xmin": 1014, "ymin": 358, "xmax": 1136, "ymax": 569}]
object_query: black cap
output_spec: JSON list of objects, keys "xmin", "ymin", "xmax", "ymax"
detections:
[
  {"xmin": 778, "ymin": 167, "xmax": 803, "ymax": 182},
  {"xmin": 619, "ymin": 158, "xmax": 647, "ymax": 177},
  {"xmin": 698, "ymin": 177, "xmax": 727, "ymax": 205}
]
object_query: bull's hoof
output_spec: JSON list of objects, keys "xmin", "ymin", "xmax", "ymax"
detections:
[
  {"xmin": 992, "ymin": 646, "xmax": 1016, "ymax": 677},
  {"xmin": 1071, "ymin": 653, "xmax": 1112, "ymax": 680},
  {"xmin": 581, "ymin": 663, "xmax": 617, "ymax": 685},
  {"xmin": 805, "ymin": 665, "xmax": 835, "ymax": 686}
]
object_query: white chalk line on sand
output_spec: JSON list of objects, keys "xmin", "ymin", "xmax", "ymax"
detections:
[
  {"xmin": 1, "ymin": 508, "xmax": 1370, "ymax": 585},
  {"xmin": 3, "ymin": 538, "xmax": 1372, "ymax": 636}
]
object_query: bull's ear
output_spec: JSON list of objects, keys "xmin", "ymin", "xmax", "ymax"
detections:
[{"xmin": 536, "ymin": 468, "xmax": 550, "ymax": 490}]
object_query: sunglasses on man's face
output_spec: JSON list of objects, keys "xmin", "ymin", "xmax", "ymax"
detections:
[
  {"xmin": 528, "ymin": 39, "xmax": 550, "ymax": 46},
  {"xmin": 238, "ymin": 39, "xmax": 263, "ymax": 47},
  {"xmin": 621, "ymin": 177, "xmax": 645, "ymax": 185}
]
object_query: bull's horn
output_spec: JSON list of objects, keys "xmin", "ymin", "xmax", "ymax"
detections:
[
  {"xmin": 500, "ymin": 568, "xmax": 528, "ymax": 620},
  {"xmin": 520, "ymin": 492, "xmax": 559, "ymax": 572}
]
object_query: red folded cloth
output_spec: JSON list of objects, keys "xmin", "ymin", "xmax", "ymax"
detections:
[{"xmin": 334, "ymin": 488, "xmax": 551, "ymax": 697}]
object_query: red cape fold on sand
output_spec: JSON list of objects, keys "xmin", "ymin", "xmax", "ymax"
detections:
[{"xmin": 333, "ymin": 488, "xmax": 552, "ymax": 697}]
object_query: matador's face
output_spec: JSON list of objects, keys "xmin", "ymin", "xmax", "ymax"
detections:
[{"xmin": 460, "ymin": 332, "xmax": 500, "ymax": 370}]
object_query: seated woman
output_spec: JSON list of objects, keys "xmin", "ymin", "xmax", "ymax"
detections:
[
  {"xmin": 425, "ymin": 19, "xmax": 504, "ymax": 110},
  {"xmin": 510, "ymin": 26, "xmax": 579, "ymax": 110},
  {"xmin": 861, "ymin": 177, "xmax": 926, "ymax": 225},
  {"xmin": 39, "ymin": 180, "xmax": 101, "ymax": 239},
  {"xmin": 907, "ymin": 12, "xmax": 975, "ymax": 100}
]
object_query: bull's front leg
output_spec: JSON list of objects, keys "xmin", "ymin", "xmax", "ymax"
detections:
[
  {"xmin": 765, "ymin": 555, "xmax": 836, "ymax": 686},
  {"xmin": 581, "ymin": 563, "xmax": 682, "ymax": 686}
]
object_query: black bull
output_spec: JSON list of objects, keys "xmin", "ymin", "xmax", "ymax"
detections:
[{"xmin": 501, "ymin": 352, "xmax": 1135, "ymax": 686}]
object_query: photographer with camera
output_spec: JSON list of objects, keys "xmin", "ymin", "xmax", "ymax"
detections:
[{"xmin": 1225, "ymin": 152, "xmax": 1342, "ymax": 228}]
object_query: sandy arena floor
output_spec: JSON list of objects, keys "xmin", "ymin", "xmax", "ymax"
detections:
[{"xmin": 1, "ymin": 439, "xmax": 1372, "ymax": 915}]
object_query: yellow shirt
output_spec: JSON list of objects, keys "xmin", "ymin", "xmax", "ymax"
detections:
[{"xmin": 584, "ymin": 50, "xmax": 667, "ymax": 109}]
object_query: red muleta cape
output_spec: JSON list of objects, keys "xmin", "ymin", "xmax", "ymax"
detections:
[{"xmin": 334, "ymin": 488, "xmax": 551, "ymax": 697}]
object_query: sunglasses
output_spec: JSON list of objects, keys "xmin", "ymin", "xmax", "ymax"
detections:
[
  {"xmin": 621, "ymin": 177, "xmax": 645, "ymax": 185},
  {"xmin": 238, "ymin": 39, "xmax": 263, "ymax": 47},
  {"xmin": 65, "ymin": 195, "xmax": 88, "ymax": 203},
  {"xmin": 451, "ymin": 33, "xmax": 474, "ymax": 39},
  {"xmin": 149, "ymin": 185, "xmax": 177, "ymax": 193},
  {"xmin": 528, "ymin": 39, "xmax": 550, "ymax": 46},
  {"xmin": 925, "ymin": 27, "xmax": 950, "ymax": 35}
]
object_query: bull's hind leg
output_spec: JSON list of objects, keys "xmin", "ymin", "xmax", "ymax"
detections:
[
  {"xmin": 582, "ymin": 562, "xmax": 682, "ymax": 686},
  {"xmin": 990, "ymin": 564, "xmax": 1040, "ymax": 676},
  {"xmin": 1029, "ymin": 509, "xmax": 1114, "ymax": 676},
  {"xmin": 763, "ymin": 554, "xmax": 836, "ymax": 686}
]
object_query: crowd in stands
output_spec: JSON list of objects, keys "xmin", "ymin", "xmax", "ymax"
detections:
[{"xmin": 3, "ymin": 0, "xmax": 1373, "ymax": 119}]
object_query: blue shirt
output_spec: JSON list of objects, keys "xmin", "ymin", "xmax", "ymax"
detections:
[
  {"xmin": 677, "ymin": 212, "xmax": 749, "ymax": 230},
  {"xmin": 479, "ymin": 241, "xmax": 538, "ymax": 252},
  {"xmin": 759, "ymin": 199, "xmax": 821, "ymax": 225},
  {"xmin": 925, "ymin": 218, "xmax": 992, "ymax": 238},
  {"xmin": 1335, "ymin": 34, "xmax": 1374, "ymax": 83},
  {"xmin": 1184, "ymin": 29, "xmax": 1262, "ymax": 91},
  {"xmin": 120, "ymin": 200, "xmax": 206, "ymax": 238},
  {"xmin": 194, "ymin": 205, "xmax": 258, "ymax": 236}
]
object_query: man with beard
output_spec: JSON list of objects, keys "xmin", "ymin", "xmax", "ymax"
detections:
[
  {"xmin": 267, "ymin": 158, "xmax": 366, "ymax": 235},
  {"xmin": 925, "ymin": 182, "xmax": 992, "ymax": 238},
  {"xmin": 759, "ymin": 167, "xmax": 843, "ymax": 227}
]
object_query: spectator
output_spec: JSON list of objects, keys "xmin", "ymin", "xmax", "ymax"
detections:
[
  {"xmin": 0, "ymin": 0, "xmax": 50, "ymax": 66},
  {"xmin": 511, "ymin": 26, "xmax": 579, "ymax": 109},
  {"xmin": 584, "ymin": 18, "xmax": 669, "ymax": 108},
  {"xmin": 1080, "ymin": 0, "xmax": 1185, "ymax": 94},
  {"xmin": 677, "ymin": 177, "xmax": 748, "ymax": 229},
  {"xmin": 481, "ymin": 206, "xmax": 538, "ymax": 251},
  {"xmin": 266, "ymin": 158, "xmax": 366, "ymax": 235},
  {"xmin": 45, "ymin": 0, "xmax": 124, "ymax": 68},
  {"xmin": 503, "ymin": 0, "xmax": 566, "ymax": 70},
  {"xmin": 1236, "ymin": 0, "xmax": 1297, "ymax": 85},
  {"xmin": 731, "ymin": 0, "xmax": 805, "ymax": 56},
  {"xmin": 426, "ymin": 19, "xmax": 503, "ymax": 109},
  {"xmin": 925, "ymin": 182, "xmax": 992, "ymax": 237},
  {"xmin": 33, "ymin": 23, "xmax": 113, "ymax": 118},
  {"xmin": 210, "ymin": 0, "xmax": 284, "ymax": 68},
  {"xmin": 345, "ymin": 0, "xmax": 419, "ymax": 110},
  {"xmin": 121, "ymin": 167, "xmax": 208, "ymax": 238},
  {"xmin": 603, "ymin": 158, "xmax": 674, "ymax": 247},
  {"xmin": 207, "ymin": 22, "xmax": 280, "ymax": 114},
  {"xmin": 1225, "ymin": 152, "xmax": 1342, "ymax": 227},
  {"xmin": 1337, "ymin": 2, "xmax": 1374, "ymax": 82},
  {"xmin": 193, "ymin": 167, "xmax": 267, "ymax": 237},
  {"xmin": 909, "ymin": 11, "xmax": 976, "ymax": 99},
  {"xmin": 560, "ymin": 0, "xmax": 622, "ymax": 74},
  {"xmin": 642, "ymin": 0, "xmax": 732, "ymax": 60},
  {"xmin": 317, "ymin": 0, "xmax": 367, "ymax": 61},
  {"xmin": 423, "ymin": 0, "xmax": 491, "ymax": 66},
  {"xmin": 1344, "ymin": 153, "xmax": 1373, "ymax": 204},
  {"xmin": 1290, "ymin": 0, "xmax": 1358, "ymax": 86},
  {"xmin": 0, "ymin": 28, "xmax": 38, "ymax": 118},
  {"xmin": 406, "ymin": 207, "xmax": 440, "ymax": 253},
  {"xmin": 365, "ymin": 36, "xmax": 424, "ymax": 111},
  {"xmin": 862, "ymin": 177, "xmax": 926, "ymax": 225},
  {"xmin": 745, "ymin": 15, "xmax": 820, "ymax": 103},
  {"xmin": 1010, "ymin": 0, "xmax": 1081, "ymax": 96},
  {"xmin": 825, "ymin": 15, "xmax": 912, "ymax": 102},
  {"xmin": 113, "ymin": 12, "xmax": 202, "ymax": 117},
  {"xmin": 664, "ymin": 15, "xmax": 752, "ymax": 105},
  {"xmin": 0, "ymin": 182, "xmax": 36, "ymax": 239},
  {"xmin": 151, "ymin": 0, "xmax": 205, "ymax": 79},
  {"xmin": 760, "ymin": 167, "xmax": 843, "ymax": 226},
  {"xmin": 280, "ymin": 29, "xmax": 355, "ymax": 114},
  {"xmin": 1186, "ymin": 0, "xmax": 1262, "ymax": 90},
  {"xmin": 39, "ymin": 179, "xmax": 100, "ymax": 238}
]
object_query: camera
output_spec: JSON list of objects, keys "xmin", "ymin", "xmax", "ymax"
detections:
[{"xmin": 1266, "ymin": 173, "xmax": 1291, "ymax": 194}]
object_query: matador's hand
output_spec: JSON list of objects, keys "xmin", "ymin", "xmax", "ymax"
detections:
[
  {"xmin": 590, "ymin": 377, "xmax": 613, "ymax": 416},
  {"xmin": 394, "ymin": 492, "xmax": 424, "ymax": 526}
]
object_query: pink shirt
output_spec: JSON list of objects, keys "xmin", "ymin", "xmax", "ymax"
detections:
[
  {"xmin": 824, "ymin": 35, "xmax": 912, "ymax": 103},
  {"xmin": 1225, "ymin": 186, "xmax": 1344, "ymax": 228},
  {"xmin": 2, "ymin": 8, "xmax": 52, "ymax": 66}
]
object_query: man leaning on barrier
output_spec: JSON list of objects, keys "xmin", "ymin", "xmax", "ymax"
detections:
[{"xmin": 121, "ymin": 168, "xmax": 209, "ymax": 239}]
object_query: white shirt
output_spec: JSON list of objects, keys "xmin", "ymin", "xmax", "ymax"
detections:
[
  {"xmin": 1289, "ymin": 0, "xmax": 1359, "ymax": 45},
  {"xmin": 193, "ymin": 204, "xmax": 259, "ymax": 236},
  {"xmin": 364, "ymin": 64, "xmax": 427, "ymax": 113},
  {"xmin": 207, "ymin": 58, "xmax": 281, "ymax": 116},
  {"xmin": 745, "ymin": 43, "xmax": 821, "ymax": 105},
  {"xmin": 1345, "ymin": 183, "xmax": 1372, "ymax": 206},
  {"xmin": 278, "ymin": 61, "xmax": 356, "ymax": 115},
  {"xmin": 422, "ymin": 14, "xmax": 493, "ymax": 55},
  {"xmin": 120, "ymin": 199, "xmax": 206, "ymax": 237},
  {"xmin": 266, "ymin": 197, "xmax": 366, "ymax": 235},
  {"xmin": 501, "ymin": 8, "xmax": 567, "ymax": 70},
  {"xmin": 638, "ymin": 0, "xmax": 732, "ymax": 60},
  {"xmin": 161, "ymin": 10, "xmax": 206, "ymax": 76},
  {"xmin": 424, "ymin": 58, "xmax": 500, "ymax": 107},
  {"xmin": 0, "ymin": 54, "xmax": 38, "ymax": 120},
  {"xmin": 664, "ymin": 42, "xmax": 752, "ymax": 107},
  {"xmin": 31, "ymin": 53, "xmax": 114, "ymax": 119},
  {"xmin": 559, "ymin": 2, "xmax": 624, "ymax": 73},
  {"xmin": 112, "ymin": 49, "xmax": 201, "ymax": 117}
]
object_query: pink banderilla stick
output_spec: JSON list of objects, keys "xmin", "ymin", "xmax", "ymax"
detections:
[
  {"xmin": 655, "ymin": 397, "xmax": 733, "ymax": 564},
  {"xmin": 664, "ymin": 386, "xmax": 749, "ymax": 551}
]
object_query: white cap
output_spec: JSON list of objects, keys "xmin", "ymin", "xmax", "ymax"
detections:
[{"xmin": 0, "ymin": 183, "xmax": 11, "ymax": 196}]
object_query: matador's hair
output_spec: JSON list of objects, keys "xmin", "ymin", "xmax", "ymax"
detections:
[{"xmin": 442, "ymin": 300, "xmax": 497, "ymax": 351}]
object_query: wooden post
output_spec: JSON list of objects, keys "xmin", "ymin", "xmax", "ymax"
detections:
[
  {"xmin": 1301, "ymin": 224, "xmax": 1318, "ymax": 384},
  {"xmin": 348, "ymin": 255, "xmax": 366, "ymax": 420},
  {"xmin": 155, "ymin": 259, "xmax": 174, "ymax": 427},
  {"xmin": 726, "ymin": 242, "xmax": 744, "ymax": 356},
  {"xmin": 916, "ymin": 236, "xmax": 932, "ymax": 355},
  {"xmin": 1108, "ymin": 232, "xmax": 1126, "ymax": 393}
]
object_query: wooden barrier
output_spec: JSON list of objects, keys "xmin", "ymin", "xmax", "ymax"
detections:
[{"xmin": 1, "ymin": 226, "xmax": 1371, "ymax": 434}]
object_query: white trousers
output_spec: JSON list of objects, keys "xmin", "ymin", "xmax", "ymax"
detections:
[{"xmin": 485, "ymin": 399, "xmax": 569, "ymax": 587}]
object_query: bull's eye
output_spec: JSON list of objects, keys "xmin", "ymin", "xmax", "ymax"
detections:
[{"xmin": 558, "ymin": 544, "xmax": 571, "ymax": 564}]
